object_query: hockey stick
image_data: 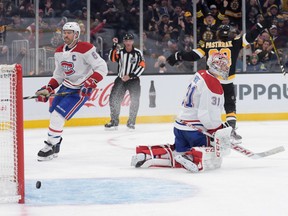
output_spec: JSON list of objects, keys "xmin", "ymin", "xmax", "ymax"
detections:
[
  {"xmin": 180, "ymin": 120, "xmax": 285, "ymax": 159},
  {"xmin": 256, "ymin": 0, "xmax": 287, "ymax": 75},
  {"xmin": 23, "ymin": 91, "xmax": 78, "ymax": 100}
]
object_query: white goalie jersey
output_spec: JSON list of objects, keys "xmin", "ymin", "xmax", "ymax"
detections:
[
  {"xmin": 175, "ymin": 70, "xmax": 224, "ymax": 131},
  {"xmin": 52, "ymin": 41, "xmax": 108, "ymax": 89}
]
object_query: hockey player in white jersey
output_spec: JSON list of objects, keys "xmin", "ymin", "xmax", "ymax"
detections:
[
  {"xmin": 131, "ymin": 52, "xmax": 232, "ymax": 172},
  {"xmin": 35, "ymin": 22, "xmax": 108, "ymax": 161}
]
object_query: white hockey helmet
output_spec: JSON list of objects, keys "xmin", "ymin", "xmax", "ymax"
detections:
[
  {"xmin": 207, "ymin": 52, "xmax": 230, "ymax": 80},
  {"xmin": 62, "ymin": 22, "xmax": 80, "ymax": 40}
]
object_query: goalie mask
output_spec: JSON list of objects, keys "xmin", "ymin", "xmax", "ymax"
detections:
[
  {"xmin": 217, "ymin": 25, "xmax": 230, "ymax": 42},
  {"xmin": 62, "ymin": 22, "xmax": 80, "ymax": 41},
  {"xmin": 207, "ymin": 52, "xmax": 229, "ymax": 80}
]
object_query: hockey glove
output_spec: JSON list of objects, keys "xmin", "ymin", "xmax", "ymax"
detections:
[
  {"xmin": 80, "ymin": 77, "xmax": 97, "ymax": 97},
  {"xmin": 35, "ymin": 85, "xmax": 54, "ymax": 102},
  {"xmin": 166, "ymin": 52, "xmax": 182, "ymax": 66}
]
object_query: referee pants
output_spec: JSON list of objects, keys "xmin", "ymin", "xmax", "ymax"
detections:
[{"xmin": 109, "ymin": 76, "xmax": 141, "ymax": 125}]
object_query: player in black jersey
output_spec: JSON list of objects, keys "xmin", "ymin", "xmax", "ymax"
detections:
[{"xmin": 167, "ymin": 21, "xmax": 271, "ymax": 142}]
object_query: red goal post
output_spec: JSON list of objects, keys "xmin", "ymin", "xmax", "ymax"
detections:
[{"xmin": 0, "ymin": 64, "xmax": 24, "ymax": 203}]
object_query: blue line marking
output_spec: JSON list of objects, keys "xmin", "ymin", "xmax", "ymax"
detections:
[{"xmin": 25, "ymin": 177, "xmax": 197, "ymax": 205}]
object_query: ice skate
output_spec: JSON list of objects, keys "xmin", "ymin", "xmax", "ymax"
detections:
[
  {"xmin": 104, "ymin": 120, "xmax": 119, "ymax": 130},
  {"xmin": 127, "ymin": 123, "xmax": 135, "ymax": 130},
  {"xmin": 37, "ymin": 138, "xmax": 62, "ymax": 161}
]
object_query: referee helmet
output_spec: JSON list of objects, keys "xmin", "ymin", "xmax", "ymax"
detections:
[{"xmin": 123, "ymin": 33, "xmax": 134, "ymax": 40}]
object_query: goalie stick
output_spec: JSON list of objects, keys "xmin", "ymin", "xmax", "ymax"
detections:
[
  {"xmin": 180, "ymin": 120, "xmax": 285, "ymax": 159},
  {"xmin": 256, "ymin": 0, "xmax": 287, "ymax": 75},
  {"xmin": 22, "ymin": 91, "xmax": 77, "ymax": 100}
]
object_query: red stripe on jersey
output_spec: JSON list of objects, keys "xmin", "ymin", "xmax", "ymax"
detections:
[
  {"xmin": 198, "ymin": 70, "xmax": 223, "ymax": 94},
  {"xmin": 65, "ymin": 96, "xmax": 85, "ymax": 120},
  {"xmin": 72, "ymin": 42, "xmax": 93, "ymax": 53},
  {"xmin": 55, "ymin": 45, "xmax": 65, "ymax": 53}
]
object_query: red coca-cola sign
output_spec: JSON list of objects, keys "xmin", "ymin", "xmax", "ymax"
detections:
[{"xmin": 84, "ymin": 82, "xmax": 131, "ymax": 108}]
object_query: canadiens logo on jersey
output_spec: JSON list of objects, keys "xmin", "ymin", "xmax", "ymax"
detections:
[{"xmin": 61, "ymin": 61, "xmax": 75, "ymax": 75}]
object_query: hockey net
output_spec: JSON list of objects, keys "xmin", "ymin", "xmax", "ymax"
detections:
[{"xmin": 0, "ymin": 64, "xmax": 24, "ymax": 203}]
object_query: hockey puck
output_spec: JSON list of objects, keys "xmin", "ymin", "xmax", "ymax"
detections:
[{"xmin": 36, "ymin": 181, "xmax": 41, "ymax": 189}]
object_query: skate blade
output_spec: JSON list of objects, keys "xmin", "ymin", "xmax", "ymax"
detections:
[
  {"xmin": 37, "ymin": 155, "xmax": 54, "ymax": 162},
  {"xmin": 104, "ymin": 126, "xmax": 118, "ymax": 131}
]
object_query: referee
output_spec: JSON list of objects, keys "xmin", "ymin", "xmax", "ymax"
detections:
[{"xmin": 105, "ymin": 33, "xmax": 145, "ymax": 130}]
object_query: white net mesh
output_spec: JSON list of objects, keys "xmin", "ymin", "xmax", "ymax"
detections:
[{"xmin": 0, "ymin": 64, "xmax": 21, "ymax": 203}]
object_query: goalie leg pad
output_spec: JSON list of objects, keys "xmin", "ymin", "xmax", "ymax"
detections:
[
  {"xmin": 211, "ymin": 127, "xmax": 233, "ymax": 157},
  {"xmin": 131, "ymin": 144, "xmax": 175, "ymax": 168},
  {"xmin": 177, "ymin": 147, "xmax": 223, "ymax": 172}
]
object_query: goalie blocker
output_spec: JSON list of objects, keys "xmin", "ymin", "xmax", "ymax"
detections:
[{"xmin": 131, "ymin": 127, "xmax": 232, "ymax": 173}]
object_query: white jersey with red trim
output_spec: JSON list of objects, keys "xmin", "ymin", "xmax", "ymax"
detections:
[
  {"xmin": 52, "ymin": 41, "xmax": 108, "ymax": 89},
  {"xmin": 175, "ymin": 70, "xmax": 224, "ymax": 131}
]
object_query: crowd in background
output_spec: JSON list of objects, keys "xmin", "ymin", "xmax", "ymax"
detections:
[{"xmin": 0, "ymin": 0, "xmax": 288, "ymax": 75}]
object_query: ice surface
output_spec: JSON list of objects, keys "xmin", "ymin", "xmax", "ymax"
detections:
[{"xmin": 0, "ymin": 121, "xmax": 287, "ymax": 216}]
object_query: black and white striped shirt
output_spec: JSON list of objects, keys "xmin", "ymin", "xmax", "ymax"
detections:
[{"xmin": 109, "ymin": 46, "xmax": 145, "ymax": 78}]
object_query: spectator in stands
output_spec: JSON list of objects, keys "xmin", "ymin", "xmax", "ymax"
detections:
[
  {"xmin": 276, "ymin": 15, "xmax": 288, "ymax": 37},
  {"xmin": 90, "ymin": 18, "xmax": 106, "ymax": 40},
  {"xmin": 223, "ymin": 0, "xmax": 242, "ymax": 30},
  {"xmin": 266, "ymin": 4, "xmax": 281, "ymax": 25},
  {"xmin": 157, "ymin": 13, "xmax": 173, "ymax": 41},
  {"xmin": 25, "ymin": 10, "xmax": 50, "ymax": 47},
  {"xmin": 50, "ymin": 29, "xmax": 62, "ymax": 48},
  {"xmin": 198, "ymin": 12, "xmax": 219, "ymax": 45},
  {"xmin": 252, "ymin": 30, "xmax": 270, "ymax": 51},
  {"xmin": 179, "ymin": 34, "xmax": 193, "ymax": 52},
  {"xmin": 42, "ymin": 0, "xmax": 56, "ymax": 18},
  {"xmin": 170, "ymin": 4, "xmax": 184, "ymax": 29},
  {"xmin": 79, "ymin": 22, "xmax": 86, "ymax": 41},
  {"xmin": 19, "ymin": 2, "xmax": 35, "ymax": 18},
  {"xmin": 5, "ymin": 14, "xmax": 27, "ymax": 46},
  {"xmin": 269, "ymin": 24, "xmax": 287, "ymax": 48},
  {"xmin": 100, "ymin": 0, "xmax": 122, "ymax": 38},
  {"xmin": 255, "ymin": 39, "xmax": 274, "ymax": 69},
  {"xmin": 247, "ymin": 53, "xmax": 267, "ymax": 72},
  {"xmin": 263, "ymin": 0, "xmax": 282, "ymax": 14},
  {"xmin": 246, "ymin": 0, "xmax": 260, "ymax": 29},
  {"xmin": 154, "ymin": 55, "xmax": 167, "ymax": 73},
  {"xmin": 221, "ymin": 15, "xmax": 231, "ymax": 25},
  {"xmin": 177, "ymin": 0, "xmax": 192, "ymax": 13},
  {"xmin": 122, "ymin": 0, "xmax": 139, "ymax": 32},
  {"xmin": 207, "ymin": 2, "xmax": 228, "ymax": 24},
  {"xmin": 100, "ymin": 0, "xmax": 121, "ymax": 27},
  {"xmin": 181, "ymin": 11, "xmax": 193, "ymax": 35},
  {"xmin": 157, "ymin": 0, "xmax": 174, "ymax": 17}
]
